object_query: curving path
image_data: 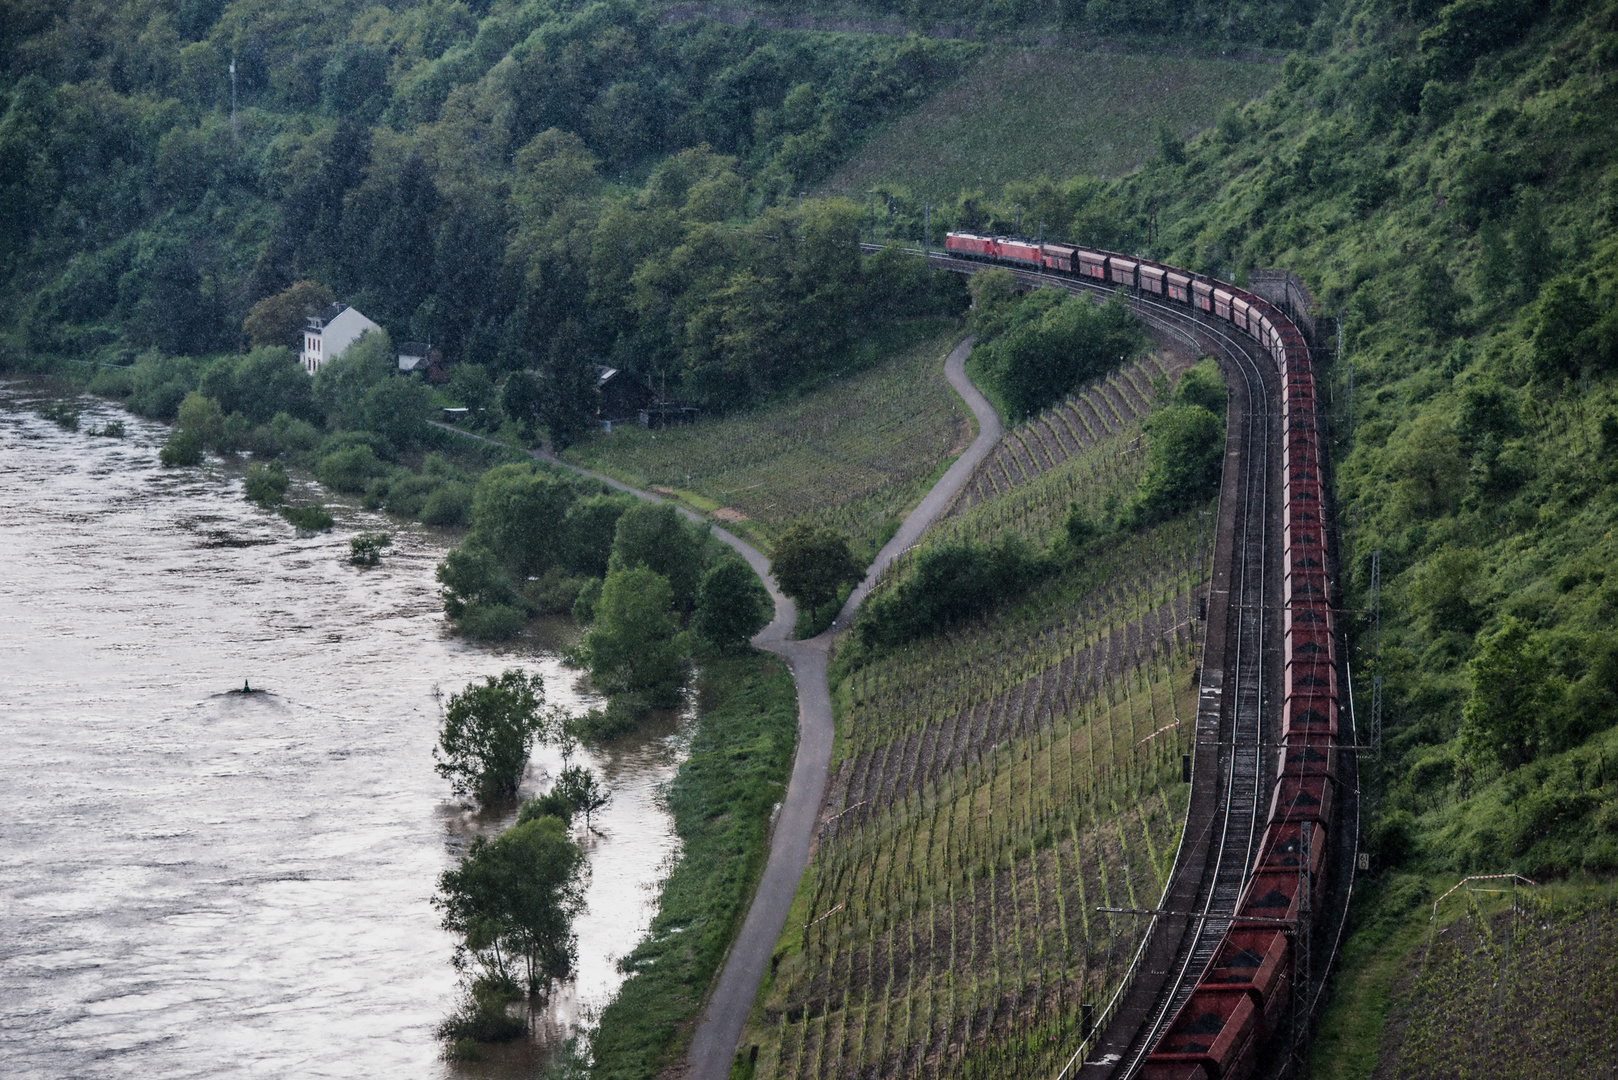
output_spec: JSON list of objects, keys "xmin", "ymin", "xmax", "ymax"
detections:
[
  {"xmin": 441, "ymin": 336, "xmax": 1003, "ymax": 1078},
  {"xmin": 685, "ymin": 337, "xmax": 1001, "ymax": 1078}
]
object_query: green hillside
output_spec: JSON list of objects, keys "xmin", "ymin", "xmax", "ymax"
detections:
[
  {"xmin": 894, "ymin": 0, "xmax": 1618, "ymax": 1073},
  {"xmin": 821, "ymin": 47, "xmax": 1281, "ymax": 202}
]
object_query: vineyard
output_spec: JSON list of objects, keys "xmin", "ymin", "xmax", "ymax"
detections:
[
  {"xmin": 737, "ymin": 356, "xmax": 1214, "ymax": 1080},
  {"xmin": 821, "ymin": 47, "xmax": 1281, "ymax": 202},
  {"xmin": 1385, "ymin": 891, "xmax": 1618, "ymax": 1078},
  {"xmin": 562, "ymin": 322, "xmax": 967, "ymax": 556},
  {"xmin": 948, "ymin": 353, "xmax": 1189, "ymax": 517}
]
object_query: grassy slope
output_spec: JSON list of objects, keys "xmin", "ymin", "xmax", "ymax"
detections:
[
  {"xmin": 733, "ymin": 369, "xmax": 1210, "ymax": 1080},
  {"xmin": 591, "ymin": 651, "xmax": 798, "ymax": 1080},
  {"xmin": 563, "ymin": 320, "xmax": 968, "ymax": 557},
  {"xmin": 820, "ymin": 47, "xmax": 1280, "ymax": 201}
]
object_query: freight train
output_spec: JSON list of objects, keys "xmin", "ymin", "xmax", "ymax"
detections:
[{"xmin": 943, "ymin": 231, "xmax": 1340, "ymax": 1080}]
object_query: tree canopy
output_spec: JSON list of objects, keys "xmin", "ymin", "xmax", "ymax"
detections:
[{"xmin": 435, "ymin": 670, "xmax": 548, "ymax": 805}]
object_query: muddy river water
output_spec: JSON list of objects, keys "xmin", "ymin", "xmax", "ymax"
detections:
[{"xmin": 0, "ymin": 381, "xmax": 684, "ymax": 1078}]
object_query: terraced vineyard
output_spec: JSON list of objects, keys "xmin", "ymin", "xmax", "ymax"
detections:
[
  {"xmin": 952, "ymin": 353, "xmax": 1189, "ymax": 515},
  {"xmin": 563, "ymin": 322, "xmax": 967, "ymax": 556},
  {"xmin": 1387, "ymin": 896, "xmax": 1618, "ymax": 1078},
  {"xmin": 740, "ymin": 355, "xmax": 1213, "ymax": 1080}
]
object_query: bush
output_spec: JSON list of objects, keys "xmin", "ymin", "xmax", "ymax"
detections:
[
  {"xmin": 578, "ymin": 566, "xmax": 684, "ymax": 701},
  {"xmin": 458, "ymin": 602, "xmax": 527, "ymax": 641},
  {"xmin": 571, "ymin": 694, "xmax": 652, "ymax": 743},
  {"xmin": 316, "ymin": 444, "xmax": 386, "ymax": 493},
  {"xmin": 974, "ymin": 292, "xmax": 1147, "ymax": 419},
  {"xmin": 159, "ymin": 426, "xmax": 202, "ymax": 466},
  {"xmin": 522, "ymin": 567, "xmax": 591, "ymax": 615},
  {"xmin": 693, "ymin": 556, "xmax": 772, "ymax": 651},
  {"xmin": 1172, "ymin": 358, "xmax": 1227, "ymax": 414},
  {"xmin": 244, "ymin": 461, "xmax": 290, "ymax": 506},
  {"xmin": 1121, "ymin": 404, "xmax": 1225, "ymax": 526},
  {"xmin": 610, "ymin": 501, "xmax": 706, "ymax": 612},
  {"xmin": 349, "ymin": 531, "xmax": 391, "ymax": 565},
  {"xmin": 437, "ymin": 545, "xmax": 525, "ymax": 621},
  {"xmin": 572, "ymin": 577, "xmax": 602, "ymax": 625},
  {"xmin": 854, "ymin": 536, "xmax": 1048, "ymax": 652},
  {"xmin": 419, "ymin": 481, "xmax": 472, "ymax": 526},
  {"xmin": 281, "ymin": 504, "xmax": 334, "ymax": 532},
  {"xmin": 436, "ymin": 978, "xmax": 527, "ymax": 1046},
  {"xmin": 434, "ymin": 670, "xmax": 547, "ymax": 804}
]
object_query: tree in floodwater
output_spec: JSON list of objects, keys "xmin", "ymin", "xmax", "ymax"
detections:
[
  {"xmin": 435, "ymin": 669, "xmax": 547, "ymax": 805},
  {"xmin": 554, "ymin": 764, "xmax": 611, "ymax": 833},
  {"xmin": 577, "ymin": 565, "xmax": 684, "ymax": 703},
  {"xmin": 435, "ymin": 812, "xmax": 585, "ymax": 997}
]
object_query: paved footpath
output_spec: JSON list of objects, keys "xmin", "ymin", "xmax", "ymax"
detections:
[{"xmin": 434, "ymin": 337, "xmax": 1000, "ymax": 1077}]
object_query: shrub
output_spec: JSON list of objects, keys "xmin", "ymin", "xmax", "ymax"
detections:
[
  {"xmin": 316, "ymin": 444, "xmax": 386, "ymax": 493},
  {"xmin": 281, "ymin": 504, "xmax": 334, "ymax": 532},
  {"xmin": 854, "ymin": 535, "xmax": 1048, "ymax": 652},
  {"xmin": 769, "ymin": 522, "xmax": 863, "ymax": 622},
  {"xmin": 974, "ymin": 292, "xmax": 1147, "ymax": 419},
  {"xmin": 570, "ymin": 695, "xmax": 651, "ymax": 743},
  {"xmin": 437, "ymin": 545, "xmax": 525, "ymax": 620},
  {"xmin": 572, "ymin": 577, "xmax": 602, "ymax": 625},
  {"xmin": 577, "ymin": 566, "xmax": 684, "ymax": 701},
  {"xmin": 419, "ymin": 481, "xmax": 472, "ymax": 526},
  {"xmin": 159, "ymin": 426, "xmax": 202, "ymax": 466},
  {"xmin": 610, "ymin": 501, "xmax": 706, "ymax": 612},
  {"xmin": 458, "ymin": 602, "xmax": 526, "ymax": 641},
  {"xmin": 244, "ymin": 461, "xmax": 290, "ymax": 506},
  {"xmin": 1121, "ymin": 403, "xmax": 1224, "ymax": 526},
  {"xmin": 693, "ymin": 556, "xmax": 772, "ymax": 651},
  {"xmin": 434, "ymin": 670, "xmax": 547, "ymax": 804},
  {"xmin": 436, "ymin": 977, "xmax": 527, "ymax": 1046},
  {"xmin": 522, "ymin": 567, "xmax": 590, "ymax": 616},
  {"xmin": 349, "ymin": 531, "xmax": 391, "ymax": 565},
  {"xmin": 1172, "ymin": 358, "xmax": 1227, "ymax": 414}
]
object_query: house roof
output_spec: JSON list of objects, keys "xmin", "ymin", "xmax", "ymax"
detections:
[
  {"xmin": 317, "ymin": 303, "xmax": 347, "ymax": 324},
  {"xmin": 399, "ymin": 341, "xmax": 432, "ymax": 357}
]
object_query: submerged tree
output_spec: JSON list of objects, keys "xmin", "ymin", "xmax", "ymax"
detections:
[
  {"xmin": 435, "ymin": 813, "xmax": 585, "ymax": 996},
  {"xmin": 435, "ymin": 669, "xmax": 547, "ymax": 805},
  {"xmin": 554, "ymin": 764, "xmax": 611, "ymax": 833}
]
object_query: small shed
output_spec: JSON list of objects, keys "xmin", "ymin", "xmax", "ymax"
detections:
[
  {"xmin": 398, "ymin": 342, "xmax": 441, "ymax": 373},
  {"xmin": 596, "ymin": 366, "xmax": 655, "ymax": 423}
]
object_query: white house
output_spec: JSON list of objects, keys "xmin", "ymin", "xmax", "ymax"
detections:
[{"xmin": 301, "ymin": 303, "xmax": 383, "ymax": 375}]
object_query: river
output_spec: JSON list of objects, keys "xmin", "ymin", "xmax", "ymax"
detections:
[{"xmin": 0, "ymin": 380, "xmax": 684, "ymax": 1078}]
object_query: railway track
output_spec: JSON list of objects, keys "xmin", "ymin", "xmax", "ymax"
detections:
[{"xmin": 903, "ymin": 249, "xmax": 1293, "ymax": 1079}]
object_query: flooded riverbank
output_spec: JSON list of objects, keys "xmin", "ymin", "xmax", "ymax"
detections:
[{"xmin": 0, "ymin": 381, "xmax": 681, "ymax": 1078}]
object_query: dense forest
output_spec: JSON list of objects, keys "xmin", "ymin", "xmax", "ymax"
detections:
[{"xmin": 0, "ymin": 0, "xmax": 970, "ymax": 420}]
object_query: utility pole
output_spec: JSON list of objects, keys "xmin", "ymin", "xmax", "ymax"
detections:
[
  {"xmin": 1345, "ymin": 360, "xmax": 1354, "ymax": 436},
  {"xmin": 229, "ymin": 56, "xmax": 238, "ymax": 141},
  {"xmin": 1293, "ymin": 822, "xmax": 1313, "ymax": 1068},
  {"xmin": 1015, "ymin": 203, "xmax": 1022, "ymax": 236},
  {"xmin": 1368, "ymin": 549, "xmax": 1381, "ymax": 661},
  {"xmin": 1371, "ymin": 675, "xmax": 1384, "ymax": 760},
  {"xmin": 923, "ymin": 201, "xmax": 931, "ymax": 258}
]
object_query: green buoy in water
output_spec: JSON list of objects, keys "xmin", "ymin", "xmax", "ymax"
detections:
[{"xmin": 242, "ymin": 679, "xmax": 253, "ymax": 694}]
